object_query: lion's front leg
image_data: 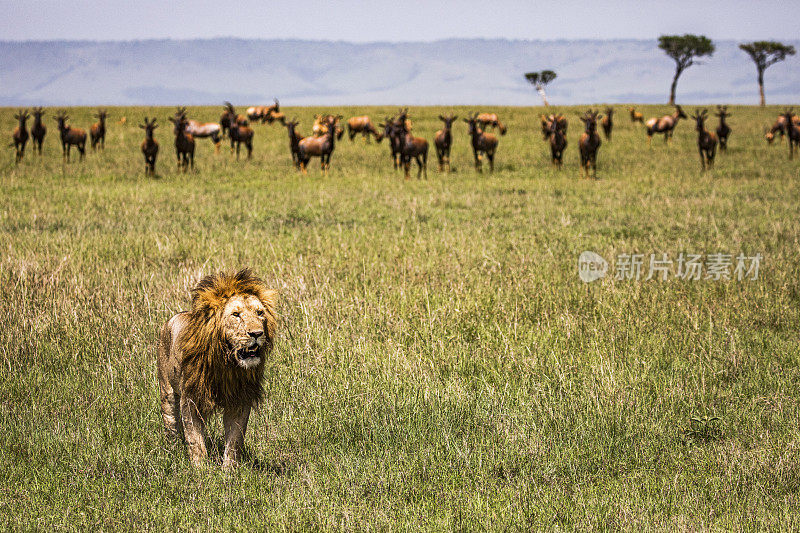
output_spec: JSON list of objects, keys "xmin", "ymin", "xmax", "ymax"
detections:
[
  {"xmin": 222, "ymin": 405, "xmax": 251, "ymax": 468},
  {"xmin": 180, "ymin": 396, "xmax": 209, "ymax": 467}
]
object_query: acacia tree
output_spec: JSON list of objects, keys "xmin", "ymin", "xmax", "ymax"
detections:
[
  {"xmin": 524, "ymin": 70, "xmax": 557, "ymax": 106},
  {"xmin": 658, "ymin": 34, "xmax": 715, "ymax": 105},
  {"xmin": 739, "ymin": 41, "xmax": 796, "ymax": 106}
]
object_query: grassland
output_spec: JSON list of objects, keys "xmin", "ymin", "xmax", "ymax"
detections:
[{"xmin": 2, "ymin": 104, "xmax": 799, "ymax": 530}]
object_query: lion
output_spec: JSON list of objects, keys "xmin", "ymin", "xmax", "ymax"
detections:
[{"xmin": 158, "ymin": 268, "xmax": 278, "ymax": 467}]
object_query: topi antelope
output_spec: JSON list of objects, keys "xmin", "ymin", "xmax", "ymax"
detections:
[
  {"xmin": 312, "ymin": 114, "xmax": 333, "ymax": 136},
  {"xmin": 228, "ymin": 116, "xmax": 254, "ymax": 160},
  {"xmin": 312, "ymin": 114, "xmax": 344, "ymax": 140},
  {"xmin": 220, "ymin": 102, "xmax": 236, "ymax": 138},
  {"xmin": 30, "ymin": 107, "xmax": 46, "ymax": 155},
  {"xmin": 600, "ymin": 107, "xmax": 614, "ymax": 141},
  {"xmin": 379, "ymin": 118, "xmax": 403, "ymax": 170},
  {"xmin": 347, "ymin": 116, "xmax": 382, "ymax": 142},
  {"xmin": 434, "ymin": 113, "xmax": 457, "ymax": 172},
  {"xmin": 397, "ymin": 110, "xmax": 428, "ymax": 179},
  {"xmin": 297, "ymin": 115, "xmax": 341, "ymax": 175},
  {"xmin": 628, "ymin": 107, "xmax": 644, "ymax": 123},
  {"xmin": 139, "ymin": 117, "xmax": 159, "ymax": 176},
  {"xmin": 691, "ymin": 109, "xmax": 717, "ymax": 171},
  {"xmin": 168, "ymin": 113, "xmax": 194, "ymax": 172},
  {"xmin": 394, "ymin": 107, "xmax": 413, "ymax": 132},
  {"xmin": 715, "ymin": 106, "xmax": 731, "ymax": 151},
  {"xmin": 764, "ymin": 113, "xmax": 800, "ymax": 144},
  {"xmin": 783, "ymin": 109, "xmax": 800, "ymax": 160},
  {"xmin": 476, "ymin": 112, "xmax": 507, "ymax": 135},
  {"xmin": 246, "ymin": 106, "xmax": 266, "ymax": 122},
  {"xmin": 90, "ymin": 109, "xmax": 108, "ymax": 151},
  {"xmin": 264, "ymin": 109, "xmax": 286, "ymax": 126},
  {"xmin": 246, "ymin": 98, "xmax": 279, "ymax": 123},
  {"xmin": 541, "ymin": 114, "xmax": 567, "ymax": 140},
  {"xmin": 284, "ymin": 118, "xmax": 304, "ymax": 170},
  {"xmin": 11, "ymin": 109, "xmax": 29, "ymax": 163},
  {"xmin": 540, "ymin": 114, "xmax": 551, "ymax": 140},
  {"xmin": 548, "ymin": 114, "xmax": 568, "ymax": 168},
  {"xmin": 464, "ymin": 113, "xmax": 499, "ymax": 173},
  {"xmin": 175, "ymin": 107, "xmax": 221, "ymax": 153},
  {"xmin": 645, "ymin": 105, "xmax": 687, "ymax": 146},
  {"xmin": 53, "ymin": 111, "xmax": 87, "ymax": 161},
  {"xmin": 578, "ymin": 109, "xmax": 602, "ymax": 179}
]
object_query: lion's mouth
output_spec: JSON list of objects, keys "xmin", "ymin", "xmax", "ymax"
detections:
[{"xmin": 238, "ymin": 345, "xmax": 260, "ymax": 360}]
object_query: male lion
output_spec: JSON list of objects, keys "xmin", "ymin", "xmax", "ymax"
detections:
[{"xmin": 158, "ymin": 268, "xmax": 277, "ymax": 467}]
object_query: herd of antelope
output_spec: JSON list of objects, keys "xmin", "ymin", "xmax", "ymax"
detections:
[{"xmin": 8, "ymin": 101, "xmax": 800, "ymax": 176}]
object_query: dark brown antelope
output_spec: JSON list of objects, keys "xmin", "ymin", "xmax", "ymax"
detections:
[
  {"xmin": 783, "ymin": 109, "xmax": 800, "ymax": 160},
  {"xmin": 90, "ymin": 109, "xmax": 108, "ymax": 151},
  {"xmin": 297, "ymin": 115, "xmax": 341, "ymax": 174},
  {"xmin": 394, "ymin": 107, "xmax": 413, "ymax": 133},
  {"xmin": 168, "ymin": 113, "xmax": 194, "ymax": 172},
  {"xmin": 30, "ymin": 107, "xmax": 46, "ymax": 155},
  {"xmin": 691, "ymin": 109, "xmax": 717, "ymax": 171},
  {"xmin": 284, "ymin": 118, "xmax": 304, "ymax": 170},
  {"xmin": 220, "ymin": 102, "xmax": 236, "ymax": 138},
  {"xmin": 600, "ymin": 107, "xmax": 614, "ymax": 141},
  {"xmin": 628, "ymin": 107, "xmax": 644, "ymax": 123},
  {"xmin": 540, "ymin": 114, "xmax": 551, "ymax": 140},
  {"xmin": 645, "ymin": 105, "xmax": 687, "ymax": 146},
  {"xmin": 464, "ymin": 113, "xmax": 499, "ymax": 173},
  {"xmin": 578, "ymin": 110, "xmax": 602, "ymax": 179},
  {"xmin": 139, "ymin": 117, "xmax": 159, "ymax": 176},
  {"xmin": 397, "ymin": 111, "xmax": 428, "ymax": 179},
  {"xmin": 11, "ymin": 110, "xmax": 29, "ymax": 163},
  {"xmin": 434, "ymin": 113, "xmax": 457, "ymax": 172},
  {"xmin": 379, "ymin": 118, "xmax": 403, "ymax": 170},
  {"xmin": 347, "ymin": 116, "xmax": 382, "ymax": 142},
  {"xmin": 228, "ymin": 116, "xmax": 254, "ymax": 160},
  {"xmin": 541, "ymin": 114, "xmax": 568, "ymax": 140},
  {"xmin": 714, "ymin": 106, "xmax": 731, "ymax": 151},
  {"xmin": 476, "ymin": 112, "xmax": 507, "ymax": 135},
  {"xmin": 53, "ymin": 111, "xmax": 87, "ymax": 161},
  {"xmin": 548, "ymin": 114, "xmax": 567, "ymax": 168}
]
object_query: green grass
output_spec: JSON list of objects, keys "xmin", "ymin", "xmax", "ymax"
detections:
[{"xmin": 2, "ymin": 104, "xmax": 799, "ymax": 530}]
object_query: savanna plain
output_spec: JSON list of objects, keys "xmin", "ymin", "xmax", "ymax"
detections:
[{"xmin": 1, "ymin": 104, "xmax": 799, "ymax": 530}]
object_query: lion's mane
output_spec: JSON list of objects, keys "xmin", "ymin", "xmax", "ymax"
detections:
[{"xmin": 179, "ymin": 268, "xmax": 277, "ymax": 413}]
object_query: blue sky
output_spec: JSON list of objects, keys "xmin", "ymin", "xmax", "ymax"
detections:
[{"xmin": 2, "ymin": 1, "xmax": 799, "ymax": 42}]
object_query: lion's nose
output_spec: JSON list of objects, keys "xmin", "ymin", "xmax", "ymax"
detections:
[{"xmin": 249, "ymin": 330, "xmax": 264, "ymax": 339}]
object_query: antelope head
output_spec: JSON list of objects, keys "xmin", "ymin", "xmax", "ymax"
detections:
[
  {"xmin": 691, "ymin": 109, "xmax": 709, "ymax": 130},
  {"xmin": 715, "ymin": 105, "xmax": 730, "ymax": 119}
]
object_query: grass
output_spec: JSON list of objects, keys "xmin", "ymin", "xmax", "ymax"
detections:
[{"xmin": 1, "ymin": 104, "xmax": 799, "ymax": 530}]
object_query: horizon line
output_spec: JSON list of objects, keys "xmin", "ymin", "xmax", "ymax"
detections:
[{"xmin": 3, "ymin": 36, "xmax": 796, "ymax": 46}]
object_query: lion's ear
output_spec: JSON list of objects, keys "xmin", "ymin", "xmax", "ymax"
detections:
[{"xmin": 259, "ymin": 289, "xmax": 278, "ymax": 311}]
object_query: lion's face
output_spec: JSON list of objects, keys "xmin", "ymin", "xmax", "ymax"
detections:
[{"xmin": 221, "ymin": 294, "xmax": 270, "ymax": 369}]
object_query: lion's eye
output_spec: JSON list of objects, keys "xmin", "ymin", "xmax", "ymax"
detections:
[{"xmin": 232, "ymin": 311, "xmax": 241, "ymax": 317}]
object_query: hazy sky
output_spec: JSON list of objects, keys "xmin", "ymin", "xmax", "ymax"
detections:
[{"xmin": 2, "ymin": 1, "xmax": 799, "ymax": 42}]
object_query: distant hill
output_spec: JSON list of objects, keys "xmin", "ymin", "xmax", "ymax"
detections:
[{"xmin": 1, "ymin": 38, "xmax": 798, "ymax": 106}]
